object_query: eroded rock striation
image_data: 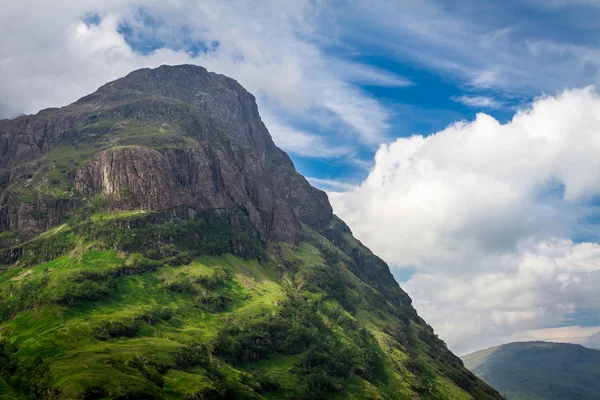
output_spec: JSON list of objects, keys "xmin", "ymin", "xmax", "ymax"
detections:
[{"xmin": 0, "ymin": 65, "xmax": 330, "ymax": 243}]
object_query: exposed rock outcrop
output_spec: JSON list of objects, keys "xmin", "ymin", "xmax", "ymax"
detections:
[{"xmin": 0, "ymin": 65, "xmax": 331, "ymax": 242}]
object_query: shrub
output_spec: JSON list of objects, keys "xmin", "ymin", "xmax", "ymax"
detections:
[
  {"xmin": 199, "ymin": 293, "xmax": 231, "ymax": 313},
  {"xmin": 195, "ymin": 266, "xmax": 231, "ymax": 289},
  {"xmin": 55, "ymin": 277, "xmax": 115, "ymax": 306},
  {"xmin": 165, "ymin": 280, "xmax": 197, "ymax": 295},
  {"xmin": 0, "ymin": 340, "xmax": 54, "ymax": 399},
  {"xmin": 172, "ymin": 343, "xmax": 211, "ymax": 370},
  {"xmin": 92, "ymin": 319, "xmax": 140, "ymax": 341}
]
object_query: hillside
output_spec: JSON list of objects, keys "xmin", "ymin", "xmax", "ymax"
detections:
[
  {"xmin": 462, "ymin": 341, "xmax": 600, "ymax": 400},
  {"xmin": 0, "ymin": 64, "xmax": 502, "ymax": 399}
]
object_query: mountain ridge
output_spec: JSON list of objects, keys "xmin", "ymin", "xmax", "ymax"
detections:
[
  {"xmin": 0, "ymin": 64, "xmax": 502, "ymax": 399},
  {"xmin": 463, "ymin": 341, "xmax": 600, "ymax": 400}
]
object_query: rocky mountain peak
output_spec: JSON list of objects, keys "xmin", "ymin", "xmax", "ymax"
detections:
[
  {"xmin": 0, "ymin": 64, "xmax": 331, "ymax": 243},
  {"xmin": 0, "ymin": 65, "xmax": 504, "ymax": 399},
  {"xmin": 79, "ymin": 64, "xmax": 278, "ymax": 165}
]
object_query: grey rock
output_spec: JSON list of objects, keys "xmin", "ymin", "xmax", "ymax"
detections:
[{"xmin": 0, "ymin": 64, "xmax": 331, "ymax": 242}]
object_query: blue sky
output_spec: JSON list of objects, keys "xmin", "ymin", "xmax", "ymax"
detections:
[
  {"xmin": 4, "ymin": 0, "xmax": 600, "ymax": 354},
  {"xmin": 76, "ymin": 1, "xmax": 579, "ymax": 187}
]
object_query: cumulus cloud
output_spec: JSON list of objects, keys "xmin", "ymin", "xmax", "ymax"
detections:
[
  {"xmin": 331, "ymin": 87, "xmax": 600, "ymax": 353},
  {"xmin": 0, "ymin": 0, "xmax": 398, "ymax": 156}
]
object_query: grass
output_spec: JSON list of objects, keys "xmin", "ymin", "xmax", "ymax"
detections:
[
  {"xmin": 90, "ymin": 209, "xmax": 148, "ymax": 221},
  {"xmin": 0, "ymin": 212, "xmax": 501, "ymax": 400},
  {"xmin": 163, "ymin": 369, "xmax": 217, "ymax": 399}
]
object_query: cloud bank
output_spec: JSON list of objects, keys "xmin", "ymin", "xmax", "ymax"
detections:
[
  {"xmin": 332, "ymin": 87, "xmax": 600, "ymax": 354},
  {"xmin": 0, "ymin": 0, "xmax": 402, "ymax": 158}
]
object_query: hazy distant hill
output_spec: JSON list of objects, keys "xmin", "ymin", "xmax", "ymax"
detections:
[{"xmin": 462, "ymin": 341, "xmax": 600, "ymax": 400}]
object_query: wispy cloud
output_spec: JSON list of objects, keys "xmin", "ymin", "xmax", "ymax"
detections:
[
  {"xmin": 337, "ymin": 0, "xmax": 600, "ymax": 95},
  {"xmin": 0, "ymin": 0, "xmax": 401, "ymax": 157},
  {"xmin": 261, "ymin": 114, "xmax": 354, "ymax": 159},
  {"xmin": 307, "ymin": 177, "xmax": 357, "ymax": 192},
  {"xmin": 452, "ymin": 95, "xmax": 504, "ymax": 108}
]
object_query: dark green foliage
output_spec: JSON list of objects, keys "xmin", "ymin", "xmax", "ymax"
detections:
[
  {"xmin": 195, "ymin": 266, "xmax": 231, "ymax": 289},
  {"xmin": 183, "ymin": 387, "xmax": 224, "ymax": 400},
  {"xmin": 55, "ymin": 275, "xmax": 116, "ymax": 306},
  {"xmin": 318, "ymin": 216, "xmax": 415, "ymax": 310},
  {"xmin": 0, "ymin": 256, "xmax": 164, "ymax": 323},
  {"xmin": 165, "ymin": 280, "xmax": 198, "ymax": 295},
  {"xmin": 166, "ymin": 267, "xmax": 233, "ymax": 311},
  {"xmin": 138, "ymin": 306, "xmax": 175, "ymax": 325},
  {"xmin": 0, "ymin": 340, "xmax": 55, "ymax": 399},
  {"xmin": 126, "ymin": 355, "xmax": 165, "ymax": 389},
  {"xmin": 213, "ymin": 292, "xmax": 322, "ymax": 364},
  {"xmin": 253, "ymin": 372, "xmax": 279, "ymax": 394},
  {"xmin": 213, "ymin": 292, "xmax": 385, "ymax": 399},
  {"xmin": 303, "ymin": 263, "xmax": 357, "ymax": 313},
  {"xmin": 56, "ymin": 256, "xmax": 162, "ymax": 306},
  {"xmin": 80, "ymin": 385, "xmax": 108, "ymax": 400},
  {"xmin": 291, "ymin": 329, "xmax": 385, "ymax": 400},
  {"xmin": 77, "ymin": 209, "xmax": 265, "ymax": 262},
  {"xmin": 214, "ymin": 319, "xmax": 289, "ymax": 364},
  {"xmin": 126, "ymin": 254, "xmax": 164, "ymax": 272},
  {"xmin": 172, "ymin": 343, "xmax": 260, "ymax": 399},
  {"xmin": 0, "ymin": 228, "xmax": 76, "ymax": 266},
  {"xmin": 93, "ymin": 306, "xmax": 176, "ymax": 340},
  {"xmin": 172, "ymin": 343, "xmax": 211, "ymax": 370},
  {"xmin": 199, "ymin": 293, "xmax": 232, "ymax": 313},
  {"xmin": 51, "ymin": 269, "xmax": 113, "ymax": 305},
  {"xmin": 332, "ymin": 310, "xmax": 386, "ymax": 380},
  {"xmin": 92, "ymin": 319, "xmax": 141, "ymax": 341},
  {"xmin": 0, "ymin": 274, "xmax": 50, "ymax": 322},
  {"xmin": 1, "ymin": 209, "xmax": 265, "ymax": 269},
  {"xmin": 292, "ymin": 343, "xmax": 347, "ymax": 399}
]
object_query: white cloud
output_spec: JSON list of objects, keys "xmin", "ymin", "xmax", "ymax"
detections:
[
  {"xmin": 452, "ymin": 95, "xmax": 504, "ymax": 109},
  {"xmin": 331, "ymin": 87, "xmax": 600, "ymax": 353},
  {"xmin": 517, "ymin": 326, "xmax": 600, "ymax": 347},
  {"xmin": 260, "ymin": 113, "xmax": 353, "ymax": 159},
  {"xmin": 306, "ymin": 177, "xmax": 358, "ymax": 192},
  {"xmin": 337, "ymin": 1, "xmax": 600, "ymax": 94},
  {"xmin": 0, "ymin": 0, "xmax": 400, "ymax": 154},
  {"xmin": 404, "ymin": 239, "xmax": 600, "ymax": 354}
]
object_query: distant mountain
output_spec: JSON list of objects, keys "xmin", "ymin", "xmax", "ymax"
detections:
[
  {"xmin": 0, "ymin": 65, "xmax": 503, "ymax": 399},
  {"xmin": 462, "ymin": 341, "xmax": 600, "ymax": 400}
]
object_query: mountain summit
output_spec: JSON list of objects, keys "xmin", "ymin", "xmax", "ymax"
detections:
[
  {"xmin": 0, "ymin": 65, "xmax": 502, "ymax": 399},
  {"xmin": 1, "ymin": 64, "xmax": 330, "ymax": 244}
]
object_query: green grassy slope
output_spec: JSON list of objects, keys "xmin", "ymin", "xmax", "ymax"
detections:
[
  {"xmin": 0, "ymin": 210, "xmax": 501, "ymax": 399},
  {"xmin": 462, "ymin": 341, "xmax": 600, "ymax": 400}
]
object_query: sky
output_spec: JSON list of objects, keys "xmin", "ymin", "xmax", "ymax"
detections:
[{"xmin": 4, "ymin": 0, "xmax": 600, "ymax": 355}]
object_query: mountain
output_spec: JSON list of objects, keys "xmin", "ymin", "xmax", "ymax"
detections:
[
  {"xmin": 462, "ymin": 341, "xmax": 600, "ymax": 400},
  {"xmin": 0, "ymin": 64, "xmax": 502, "ymax": 400}
]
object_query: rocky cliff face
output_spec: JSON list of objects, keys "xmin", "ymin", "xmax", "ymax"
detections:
[
  {"xmin": 0, "ymin": 65, "xmax": 503, "ymax": 400},
  {"xmin": 0, "ymin": 65, "xmax": 331, "ymax": 244}
]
